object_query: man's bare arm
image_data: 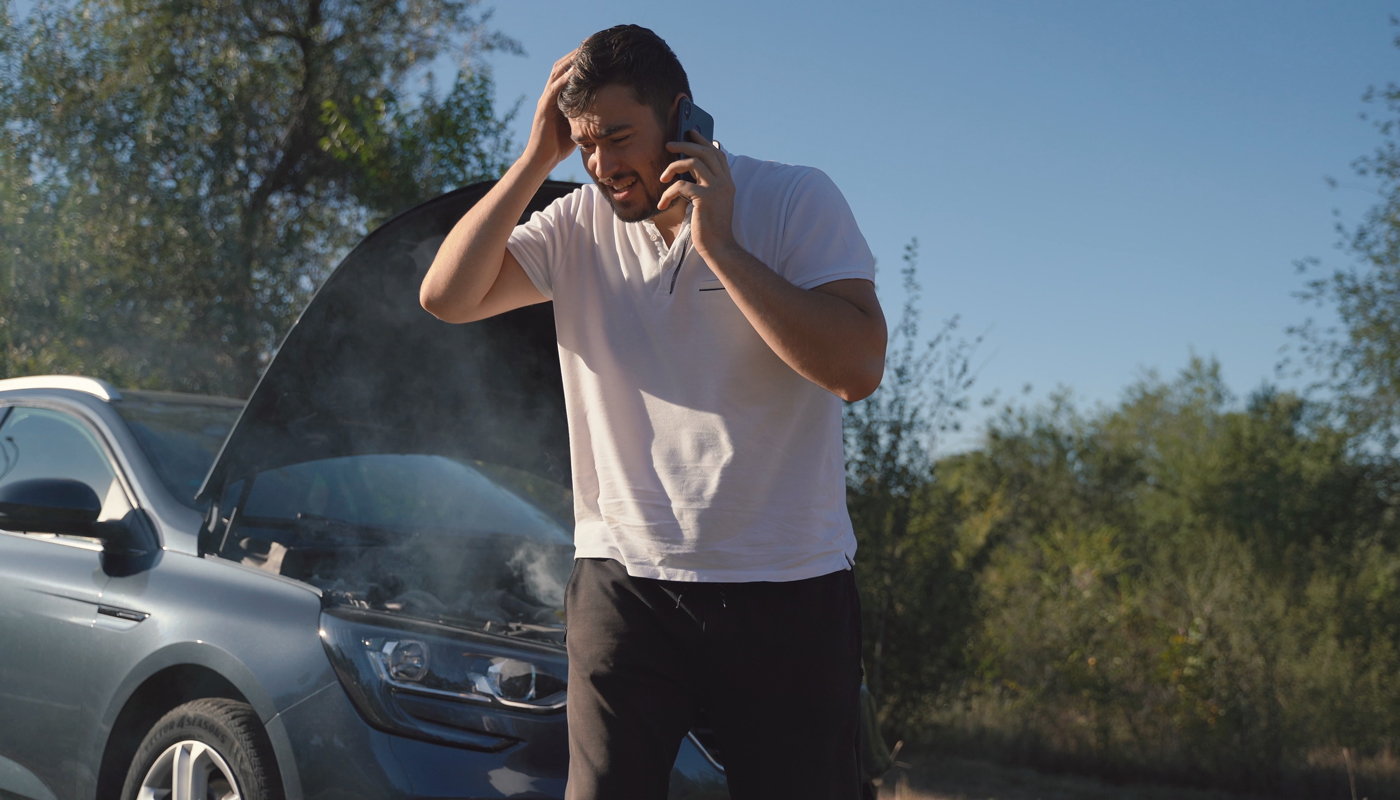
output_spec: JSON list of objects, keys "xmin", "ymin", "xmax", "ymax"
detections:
[
  {"xmin": 420, "ymin": 51, "xmax": 577, "ymax": 324},
  {"xmin": 701, "ymin": 252, "xmax": 886, "ymax": 402},
  {"xmin": 419, "ymin": 163, "xmax": 551, "ymax": 324},
  {"xmin": 658, "ymin": 136, "xmax": 887, "ymax": 402}
]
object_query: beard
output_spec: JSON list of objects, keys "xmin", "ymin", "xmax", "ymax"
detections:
[{"xmin": 593, "ymin": 152, "xmax": 674, "ymax": 222}]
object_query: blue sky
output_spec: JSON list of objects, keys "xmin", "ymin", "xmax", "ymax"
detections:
[{"xmin": 473, "ymin": 1, "xmax": 1398, "ymax": 448}]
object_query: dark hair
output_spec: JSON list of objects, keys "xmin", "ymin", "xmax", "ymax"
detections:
[{"xmin": 558, "ymin": 25, "xmax": 691, "ymax": 127}]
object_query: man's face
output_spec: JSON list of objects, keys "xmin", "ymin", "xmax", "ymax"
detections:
[{"xmin": 569, "ymin": 84, "xmax": 674, "ymax": 223}]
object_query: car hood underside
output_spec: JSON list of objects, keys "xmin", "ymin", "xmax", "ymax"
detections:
[{"xmin": 198, "ymin": 181, "xmax": 580, "ymax": 503}]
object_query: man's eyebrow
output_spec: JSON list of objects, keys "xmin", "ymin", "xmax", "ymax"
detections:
[{"xmin": 571, "ymin": 123, "xmax": 633, "ymax": 143}]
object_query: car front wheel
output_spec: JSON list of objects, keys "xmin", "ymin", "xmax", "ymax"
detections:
[{"xmin": 120, "ymin": 698, "xmax": 282, "ymax": 800}]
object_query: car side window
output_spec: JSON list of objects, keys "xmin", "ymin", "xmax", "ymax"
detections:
[{"xmin": 0, "ymin": 406, "xmax": 133, "ymax": 529}]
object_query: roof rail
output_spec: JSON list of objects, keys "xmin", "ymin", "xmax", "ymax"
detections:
[{"xmin": 0, "ymin": 375, "xmax": 122, "ymax": 401}]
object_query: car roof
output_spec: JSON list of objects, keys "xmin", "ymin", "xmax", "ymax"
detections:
[
  {"xmin": 0, "ymin": 375, "xmax": 123, "ymax": 401},
  {"xmin": 0, "ymin": 376, "xmax": 244, "ymax": 409}
]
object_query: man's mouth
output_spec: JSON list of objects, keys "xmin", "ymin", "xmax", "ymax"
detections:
[{"xmin": 604, "ymin": 176, "xmax": 638, "ymax": 202}]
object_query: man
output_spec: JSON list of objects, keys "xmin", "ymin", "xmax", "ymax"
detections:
[{"xmin": 420, "ymin": 24, "xmax": 886, "ymax": 800}]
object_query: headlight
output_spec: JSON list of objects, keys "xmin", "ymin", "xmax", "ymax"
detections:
[{"xmin": 320, "ymin": 609, "xmax": 568, "ymax": 750}]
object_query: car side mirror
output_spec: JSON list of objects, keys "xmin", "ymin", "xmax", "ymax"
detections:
[{"xmin": 0, "ymin": 477, "xmax": 102, "ymax": 535}]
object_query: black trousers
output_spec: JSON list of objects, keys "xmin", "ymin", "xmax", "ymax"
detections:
[{"xmin": 564, "ymin": 557, "xmax": 863, "ymax": 800}]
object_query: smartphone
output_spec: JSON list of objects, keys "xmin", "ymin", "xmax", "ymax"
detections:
[{"xmin": 673, "ymin": 97, "xmax": 715, "ymax": 183}]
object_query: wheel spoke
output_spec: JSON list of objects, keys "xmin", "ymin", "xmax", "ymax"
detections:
[
  {"xmin": 172, "ymin": 743, "xmax": 195, "ymax": 800},
  {"xmin": 190, "ymin": 743, "xmax": 213, "ymax": 800}
]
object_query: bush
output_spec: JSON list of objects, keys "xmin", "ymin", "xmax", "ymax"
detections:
[{"xmin": 853, "ymin": 359, "xmax": 1400, "ymax": 796}]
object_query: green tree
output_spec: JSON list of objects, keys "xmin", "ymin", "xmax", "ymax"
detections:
[
  {"xmin": 0, "ymin": 0, "xmax": 518, "ymax": 395},
  {"xmin": 1290, "ymin": 28, "xmax": 1400, "ymax": 454},
  {"xmin": 845, "ymin": 239, "xmax": 981, "ymax": 734},
  {"xmin": 935, "ymin": 362, "xmax": 1400, "ymax": 794}
]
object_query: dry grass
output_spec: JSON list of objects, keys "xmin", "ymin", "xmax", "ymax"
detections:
[
  {"xmin": 875, "ymin": 751, "xmax": 1281, "ymax": 800},
  {"xmin": 1305, "ymin": 746, "xmax": 1399, "ymax": 797}
]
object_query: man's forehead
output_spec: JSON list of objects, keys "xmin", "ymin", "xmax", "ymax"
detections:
[
  {"xmin": 569, "ymin": 118, "xmax": 635, "ymax": 141},
  {"xmin": 568, "ymin": 85, "xmax": 655, "ymax": 139}
]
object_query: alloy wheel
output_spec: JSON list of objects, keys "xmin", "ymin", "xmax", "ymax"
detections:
[{"xmin": 136, "ymin": 740, "xmax": 241, "ymax": 800}]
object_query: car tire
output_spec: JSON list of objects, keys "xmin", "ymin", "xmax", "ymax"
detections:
[{"xmin": 120, "ymin": 698, "xmax": 282, "ymax": 800}]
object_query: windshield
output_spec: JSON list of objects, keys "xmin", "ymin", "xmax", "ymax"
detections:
[
  {"xmin": 111, "ymin": 390, "xmax": 243, "ymax": 508},
  {"xmin": 217, "ymin": 454, "xmax": 574, "ymax": 645}
]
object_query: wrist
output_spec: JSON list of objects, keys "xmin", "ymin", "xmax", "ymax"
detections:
[
  {"xmin": 695, "ymin": 236, "xmax": 746, "ymax": 269},
  {"xmin": 515, "ymin": 146, "xmax": 563, "ymax": 181}
]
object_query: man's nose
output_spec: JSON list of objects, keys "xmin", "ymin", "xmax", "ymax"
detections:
[{"xmin": 591, "ymin": 148, "xmax": 619, "ymax": 180}]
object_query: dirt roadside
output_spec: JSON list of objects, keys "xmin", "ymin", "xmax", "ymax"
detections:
[{"xmin": 875, "ymin": 752, "xmax": 1281, "ymax": 800}]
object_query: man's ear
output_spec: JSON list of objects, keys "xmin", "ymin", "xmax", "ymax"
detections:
[{"xmin": 665, "ymin": 93, "xmax": 689, "ymax": 137}]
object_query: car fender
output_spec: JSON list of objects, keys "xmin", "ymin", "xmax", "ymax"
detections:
[
  {"xmin": 101, "ymin": 640, "xmax": 281, "ymax": 728},
  {"xmin": 92, "ymin": 553, "xmax": 337, "ymax": 800},
  {"xmin": 94, "ymin": 639, "xmax": 326, "ymax": 800}
]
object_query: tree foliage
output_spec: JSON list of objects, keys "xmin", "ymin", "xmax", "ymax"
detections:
[
  {"xmin": 864, "ymin": 360, "xmax": 1400, "ymax": 796},
  {"xmin": 845, "ymin": 240, "xmax": 982, "ymax": 732},
  {"xmin": 1291, "ymin": 26, "xmax": 1400, "ymax": 454},
  {"xmin": 0, "ymin": 0, "xmax": 517, "ymax": 395}
]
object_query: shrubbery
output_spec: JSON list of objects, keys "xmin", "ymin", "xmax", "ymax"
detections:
[{"xmin": 850, "ymin": 357, "xmax": 1400, "ymax": 796}]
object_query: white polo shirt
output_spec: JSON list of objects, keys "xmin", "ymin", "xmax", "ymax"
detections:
[{"xmin": 507, "ymin": 151, "xmax": 876, "ymax": 582}]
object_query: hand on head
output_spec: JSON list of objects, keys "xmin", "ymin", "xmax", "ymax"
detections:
[{"xmin": 524, "ymin": 49, "xmax": 579, "ymax": 170}]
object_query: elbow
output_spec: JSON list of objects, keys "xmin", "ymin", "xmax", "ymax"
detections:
[
  {"xmin": 834, "ymin": 355, "xmax": 885, "ymax": 403},
  {"xmin": 419, "ymin": 287, "xmax": 448, "ymax": 321},
  {"xmin": 836, "ymin": 318, "xmax": 887, "ymax": 402},
  {"xmin": 420, "ymin": 283, "xmax": 470, "ymax": 324},
  {"xmin": 837, "ymin": 376, "xmax": 880, "ymax": 403}
]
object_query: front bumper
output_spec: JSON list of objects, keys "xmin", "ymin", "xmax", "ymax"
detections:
[{"xmin": 273, "ymin": 680, "xmax": 729, "ymax": 799}]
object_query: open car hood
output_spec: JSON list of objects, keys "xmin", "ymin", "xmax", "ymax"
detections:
[{"xmin": 197, "ymin": 180, "xmax": 580, "ymax": 505}]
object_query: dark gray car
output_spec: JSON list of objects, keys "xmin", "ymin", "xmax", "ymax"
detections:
[{"xmin": 0, "ymin": 181, "xmax": 732, "ymax": 800}]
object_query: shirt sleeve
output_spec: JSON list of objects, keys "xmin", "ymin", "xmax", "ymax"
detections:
[
  {"xmin": 777, "ymin": 169, "xmax": 877, "ymax": 290},
  {"xmin": 506, "ymin": 188, "xmax": 585, "ymax": 301}
]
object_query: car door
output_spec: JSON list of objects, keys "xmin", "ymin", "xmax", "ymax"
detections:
[{"xmin": 0, "ymin": 403, "xmax": 137, "ymax": 800}]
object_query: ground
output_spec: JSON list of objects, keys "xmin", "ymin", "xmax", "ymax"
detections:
[{"xmin": 876, "ymin": 751, "xmax": 1277, "ymax": 800}]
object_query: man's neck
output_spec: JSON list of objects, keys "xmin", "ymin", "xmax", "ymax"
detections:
[{"xmin": 652, "ymin": 201, "xmax": 687, "ymax": 248}]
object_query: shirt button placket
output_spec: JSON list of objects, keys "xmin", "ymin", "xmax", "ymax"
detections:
[{"xmin": 644, "ymin": 222, "xmax": 665, "ymax": 258}]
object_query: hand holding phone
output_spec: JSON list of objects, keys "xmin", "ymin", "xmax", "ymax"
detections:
[{"xmin": 673, "ymin": 98, "xmax": 715, "ymax": 183}]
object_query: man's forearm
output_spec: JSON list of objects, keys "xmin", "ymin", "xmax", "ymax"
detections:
[
  {"xmin": 705, "ymin": 243, "xmax": 886, "ymax": 402},
  {"xmin": 419, "ymin": 156, "xmax": 552, "ymax": 322},
  {"xmin": 657, "ymin": 135, "xmax": 884, "ymax": 401}
]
